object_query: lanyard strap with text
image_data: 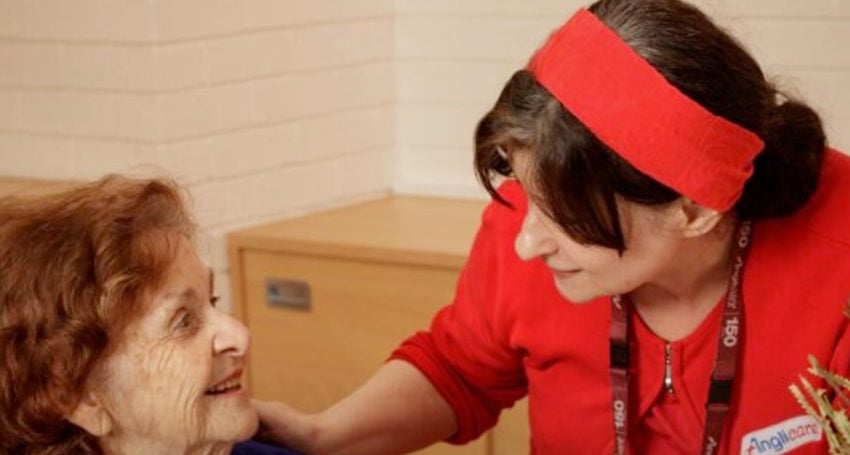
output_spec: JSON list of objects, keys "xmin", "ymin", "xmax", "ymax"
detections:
[{"xmin": 609, "ymin": 221, "xmax": 752, "ymax": 455}]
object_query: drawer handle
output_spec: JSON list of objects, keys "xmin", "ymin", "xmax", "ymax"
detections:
[{"xmin": 265, "ymin": 278, "xmax": 311, "ymax": 311}]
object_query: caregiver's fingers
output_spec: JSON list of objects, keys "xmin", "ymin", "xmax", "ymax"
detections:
[{"xmin": 252, "ymin": 399, "xmax": 318, "ymax": 453}]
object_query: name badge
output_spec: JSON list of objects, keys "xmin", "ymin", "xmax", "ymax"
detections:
[{"xmin": 740, "ymin": 415, "xmax": 823, "ymax": 455}]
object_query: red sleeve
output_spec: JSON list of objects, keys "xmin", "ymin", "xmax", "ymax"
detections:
[{"xmin": 389, "ymin": 181, "xmax": 528, "ymax": 444}]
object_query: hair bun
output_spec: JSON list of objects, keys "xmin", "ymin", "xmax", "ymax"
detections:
[{"xmin": 736, "ymin": 97, "xmax": 826, "ymax": 219}]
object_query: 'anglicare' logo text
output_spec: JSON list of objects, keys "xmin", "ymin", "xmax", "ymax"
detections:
[{"xmin": 740, "ymin": 415, "xmax": 822, "ymax": 455}]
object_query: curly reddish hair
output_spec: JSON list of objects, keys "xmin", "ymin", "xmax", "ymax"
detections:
[{"xmin": 0, "ymin": 175, "xmax": 196, "ymax": 454}]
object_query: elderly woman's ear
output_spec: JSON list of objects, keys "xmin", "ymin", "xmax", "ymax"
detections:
[{"xmin": 67, "ymin": 391, "xmax": 112, "ymax": 437}]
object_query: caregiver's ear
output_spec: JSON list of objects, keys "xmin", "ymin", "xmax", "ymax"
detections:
[
  {"xmin": 67, "ymin": 391, "xmax": 113, "ymax": 437},
  {"xmin": 669, "ymin": 198, "xmax": 724, "ymax": 237}
]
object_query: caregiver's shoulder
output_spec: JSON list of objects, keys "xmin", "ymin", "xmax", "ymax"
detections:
[
  {"xmin": 481, "ymin": 179, "xmax": 526, "ymax": 228},
  {"xmin": 785, "ymin": 148, "xmax": 850, "ymax": 246}
]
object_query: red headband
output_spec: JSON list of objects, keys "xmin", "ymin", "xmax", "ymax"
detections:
[{"xmin": 527, "ymin": 9, "xmax": 764, "ymax": 211}]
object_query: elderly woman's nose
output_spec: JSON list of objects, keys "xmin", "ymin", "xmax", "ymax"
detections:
[
  {"xmin": 515, "ymin": 204, "xmax": 558, "ymax": 261},
  {"xmin": 211, "ymin": 313, "xmax": 251, "ymax": 357}
]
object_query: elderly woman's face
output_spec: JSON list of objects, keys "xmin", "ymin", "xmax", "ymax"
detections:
[{"xmin": 96, "ymin": 238, "xmax": 257, "ymax": 451}]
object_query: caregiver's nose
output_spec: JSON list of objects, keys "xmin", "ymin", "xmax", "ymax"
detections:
[{"xmin": 515, "ymin": 205, "xmax": 557, "ymax": 262}]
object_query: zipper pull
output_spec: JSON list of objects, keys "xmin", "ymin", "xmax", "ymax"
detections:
[{"xmin": 664, "ymin": 343, "xmax": 674, "ymax": 394}]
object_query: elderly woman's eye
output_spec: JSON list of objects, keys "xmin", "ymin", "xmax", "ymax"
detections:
[
  {"xmin": 175, "ymin": 311, "xmax": 195, "ymax": 331},
  {"xmin": 210, "ymin": 295, "xmax": 220, "ymax": 307}
]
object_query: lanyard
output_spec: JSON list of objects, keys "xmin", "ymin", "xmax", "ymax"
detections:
[{"xmin": 609, "ymin": 221, "xmax": 752, "ymax": 455}]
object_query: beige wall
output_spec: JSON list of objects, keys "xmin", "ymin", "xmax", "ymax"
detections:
[
  {"xmin": 393, "ymin": 0, "xmax": 850, "ymax": 197},
  {"xmin": 1, "ymin": 0, "xmax": 848, "ymax": 309},
  {"xmin": 0, "ymin": 0, "xmax": 395, "ymax": 311}
]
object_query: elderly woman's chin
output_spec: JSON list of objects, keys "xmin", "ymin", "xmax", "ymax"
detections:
[
  {"xmin": 206, "ymin": 396, "xmax": 260, "ymax": 441},
  {"xmin": 192, "ymin": 389, "xmax": 260, "ymax": 446}
]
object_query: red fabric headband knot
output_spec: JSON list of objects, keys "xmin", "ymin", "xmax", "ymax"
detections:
[{"xmin": 527, "ymin": 9, "xmax": 764, "ymax": 211}]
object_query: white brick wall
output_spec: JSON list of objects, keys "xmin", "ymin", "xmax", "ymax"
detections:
[
  {"xmin": 0, "ymin": 0, "xmax": 848, "ymax": 310},
  {"xmin": 392, "ymin": 0, "xmax": 850, "ymax": 197},
  {"xmin": 0, "ymin": 0, "xmax": 395, "ymax": 312}
]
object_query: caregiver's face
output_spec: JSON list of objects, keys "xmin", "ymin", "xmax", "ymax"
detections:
[
  {"xmin": 100, "ymin": 237, "xmax": 257, "ymax": 451},
  {"xmin": 511, "ymin": 153, "xmax": 683, "ymax": 303}
]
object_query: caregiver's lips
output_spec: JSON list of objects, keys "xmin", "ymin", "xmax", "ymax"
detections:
[{"xmin": 550, "ymin": 267, "xmax": 581, "ymax": 277}]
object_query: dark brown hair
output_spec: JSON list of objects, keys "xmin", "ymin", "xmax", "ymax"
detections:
[
  {"xmin": 475, "ymin": 0, "xmax": 826, "ymax": 252},
  {"xmin": 0, "ymin": 176, "xmax": 195, "ymax": 454}
]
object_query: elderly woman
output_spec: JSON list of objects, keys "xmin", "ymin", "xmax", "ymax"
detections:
[{"xmin": 0, "ymin": 176, "xmax": 295, "ymax": 454}]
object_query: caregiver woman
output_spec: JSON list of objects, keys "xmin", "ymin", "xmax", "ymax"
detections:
[{"xmin": 255, "ymin": 0, "xmax": 850, "ymax": 453}]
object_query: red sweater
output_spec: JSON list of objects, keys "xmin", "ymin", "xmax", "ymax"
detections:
[{"xmin": 391, "ymin": 150, "xmax": 850, "ymax": 454}]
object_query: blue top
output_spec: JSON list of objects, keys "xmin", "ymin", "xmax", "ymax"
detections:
[{"xmin": 231, "ymin": 440, "xmax": 302, "ymax": 455}]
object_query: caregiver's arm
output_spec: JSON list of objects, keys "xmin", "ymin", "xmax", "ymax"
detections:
[
  {"xmin": 255, "ymin": 186, "xmax": 529, "ymax": 454},
  {"xmin": 254, "ymin": 360, "xmax": 456, "ymax": 455}
]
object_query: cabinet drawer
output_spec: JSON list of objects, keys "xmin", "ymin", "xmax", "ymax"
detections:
[{"xmin": 242, "ymin": 249, "xmax": 489, "ymax": 455}]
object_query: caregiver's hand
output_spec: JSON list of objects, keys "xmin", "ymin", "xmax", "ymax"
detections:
[
  {"xmin": 252, "ymin": 360, "xmax": 457, "ymax": 455},
  {"xmin": 253, "ymin": 399, "xmax": 317, "ymax": 453}
]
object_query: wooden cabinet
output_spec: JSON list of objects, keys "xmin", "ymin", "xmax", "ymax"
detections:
[{"xmin": 228, "ymin": 196, "xmax": 529, "ymax": 455}]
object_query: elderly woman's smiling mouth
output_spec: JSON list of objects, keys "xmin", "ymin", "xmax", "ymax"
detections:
[{"xmin": 206, "ymin": 369, "xmax": 246, "ymax": 396}]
